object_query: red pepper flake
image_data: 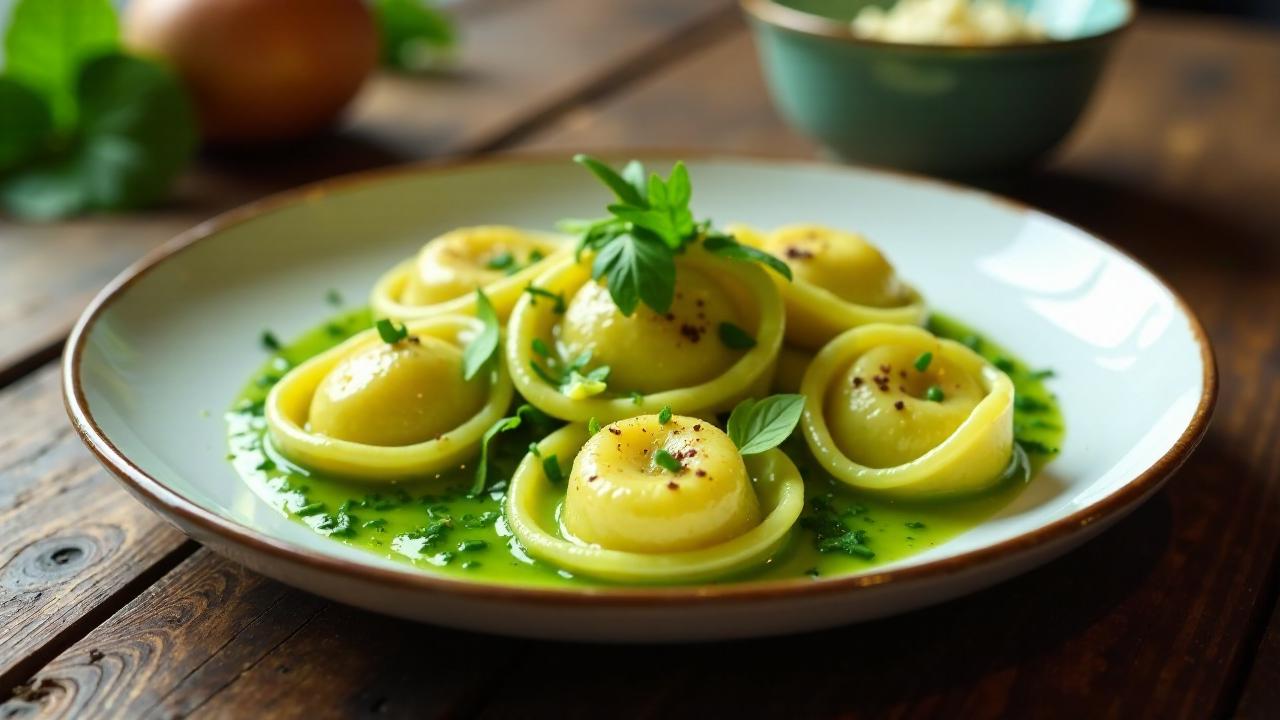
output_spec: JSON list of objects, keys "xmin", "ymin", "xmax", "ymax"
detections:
[
  {"xmin": 608, "ymin": 427, "xmax": 622, "ymax": 436},
  {"xmin": 853, "ymin": 377, "xmax": 864, "ymax": 387},
  {"xmin": 679, "ymin": 324, "xmax": 703, "ymax": 343},
  {"xmin": 784, "ymin": 246, "xmax": 814, "ymax": 260},
  {"xmin": 879, "ymin": 364, "xmax": 891, "ymax": 374},
  {"xmin": 588, "ymin": 474, "xmax": 599, "ymax": 482},
  {"xmin": 664, "ymin": 313, "xmax": 675, "ymax": 321},
  {"xmin": 894, "ymin": 400, "xmax": 905, "ymax": 411},
  {"xmin": 667, "ymin": 481, "xmax": 680, "ymax": 490},
  {"xmin": 695, "ymin": 299, "xmax": 704, "ymax": 307},
  {"xmin": 695, "ymin": 469, "xmax": 707, "ymax": 477},
  {"xmin": 692, "ymin": 424, "xmax": 702, "ymax": 431},
  {"xmin": 899, "ymin": 370, "xmax": 907, "ymax": 379}
]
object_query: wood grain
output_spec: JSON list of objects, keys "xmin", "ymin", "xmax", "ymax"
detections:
[
  {"xmin": 0, "ymin": 366, "xmax": 194, "ymax": 692},
  {"xmin": 0, "ymin": 0, "xmax": 738, "ymax": 384}
]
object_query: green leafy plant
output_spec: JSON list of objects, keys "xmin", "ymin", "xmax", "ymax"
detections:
[
  {"xmin": 371, "ymin": 0, "xmax": 457, "ymax": 72},
  {"xmin": 0, "ymin": 0, "xmax": 197, "ymax": 220},
  {"xmin": 472, "ymin": 404, "xmax": 554, "ymax": 494},
  {"xmin": 725, "ymin": 394, "xmax": 805, "ymax": 455},
  {"xmin": 570, "ymin": 154, "xmax": 791, "ymax": 316}
]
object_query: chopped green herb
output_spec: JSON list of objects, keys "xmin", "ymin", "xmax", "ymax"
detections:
[
  {"xmin": 1030, "ymin": 368, "xmax": 1056, "ymax": 380},
  {"xmin": 527, "ymin": 442, "xmax": 541, "ymax": 458},
  {"xmin": 542, "ymin": 455, "xmax": 565, "ymax": 484},
  {"xmin": 726, "ymin": 394, "xmax": 805, "ymax": 454},
  {"xmin": 800, "ymin": 498, "xmax": 875, "ymax": 559},
  {"xmin": 255, "ymin": 458, "xmax": 275, "ymax": 472},
  {"xmin": 486, "ymin": 251, "xmax": 515, "ymax": 271},
  {"xmin": 905, "ymin": 521, "xmax": 926, "ymax": 529},
  {"xmin": 325, "ymin": 323, "xmax": 345, "ymax": 337},
  {"xmin": 654, "ymin": 449, "xmax": 683, "ymax": 473},
  {"xmin": 529, "ymin": 249, "xmax": 545, "ymax": 263},
  {"xmin": 657, "ymin": 405, "xmax": 673, "ymax": 424},
  {"xmin": 588, "ymin": 417, "xmax": 601, "ymax": 434},
  {"xmin": 804, "ymin": 567, "xmax": 821, "ymax": 578},
  {"xmin": 718, "ymin": 322, "xmax": 757, "ymax": 350},
  {"xmin": 1017, "ymin": 438, "xmax": 1059, "ymax": 455},
  {"xmin": 926, "ymin": 385, "xmax": 945, "ymax": 402},
  {"xmin": 961, "ymin": 334, "xmax": 982, "ymax": 351},
  {"xmin": 1014, "ymin": 395, "xmax": 1050, "ymax": 413},
  {"xmin": 375, "ymin": 318, "xmax": 409, "ymax": 344},
  {"xmin": 914, "ymin": 352, "xmax": 933, "ymax": 372},
  {"xmin": 524, "ymin": 285, "xmax": 566, "ymax": 314},
  {"xmin": 531, "ymin": 338, "xmax": 551, "ymax": 357},
  {"xmin": 362, "ymin": 519, "xmax": 387, "ymax": 529},
  {"xmin": 260, "ymin": 331, "xmax": 281, "ymax": 351},
  {"xmin": 457, "ymin": 539, "xmax": 488, "ymax": 552},
  {"xmin": 325, "ymin": 289, "xmax": 343, "ymax": 306},
  {"xmin": 994, "ymin": 357, "xmax": 1016, "ymax": 373},
  {"xmin": 630, "ymin": 391, "xmax": 644, "ymax": 405},
  {"xmin": 462, "ymin": 289, "xmax": 499, "ymax": 381},
  {"xmin": 702, "ymin": 233, "xmax": 793, "ymax": 281},
  {"xmin": 461, "ymin": 560, "xmax": 481, "ymax": 570}
]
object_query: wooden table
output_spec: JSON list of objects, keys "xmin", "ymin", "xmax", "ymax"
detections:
[{"xmin": 2, "ymin": 1, "xmax": 1277, "ymax": 717}]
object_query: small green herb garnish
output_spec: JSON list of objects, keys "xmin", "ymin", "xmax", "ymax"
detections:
[
  {"xmin": 630, "ymin": 391, "xmax": 644, "ymax": 405},
  {"xmin": 542, "ymin": 455, "xmax": 565, "ymax": 483},
  {"xmin": 657, "ymin": 405, "xmax": 673, "ymax": 424},
  {"xmin": 486, "ymin": 251, "xmax": 514, "ymax": 271},
  {"xmin": 799, "ymin": 497, "xmax": 874, "ymax": 559},
  {"xmin": 726, "ymin": 394, "xmax": 805, "ymax": 455},
  {"xmin": 1014, "ymin": 395, "xmax": 1050, "ymax": 413},
  {"xmin": 325, "ymin": 289, "xmax": 343, "ymax": 306},
  {"xmin": 654, "ymin": 449, "xmax": 683, "ymax": 473},
  {"xmin": 295, "ymin": 502, "xmax": 327, "ymax": 517},
  {"xmin": 462, "ymin": 289, "xmax": 499, "ymax": 380},
  {"xmin": 457, "ymin": 539, "xmax": 487, "ymax": 552},
  {"xmin": 375, "ymin": 318, "xmax": 409, "ymax": 344},
  {"xmin": 914, "ymin": 352, "xmax": 933, "ymax": 372},
  {"xmin": 472, "ymin": 404, "xmax": 553, "ymax": 494},
  {"xmin": 531, "ymin": 348, "xmax": 610, "ymax": 398},
  {"xmin": 905, "ymin": 521, "xmax": 926, "ymax": 529},
  {"xmin": 718, "ymin": 322, "xmax": 757, "ymax": 350},
  {"xmin": 370, "ymin": 0, "xmax": 456, "ymax": 72},
  {"xmin": 588, "ymin": 417, "xmax": 601, "ymax": 434},
  {"xmin": 570, "ymin": 155, "xmax": 790, "ymax": 316},
  {"xmin": 1030, "ymin": 368, "xmax": 1056, "ymax": 380},
  {"xmin": 524, "ymin": 285, "xmax": 566, "ymax": 313},
  {"xmin": 994, "ymin": 357, "xmax": 1016, "ymax": 373},
  {"xmin": 528, "ymin": 442, "xmax": 541, "ymax": 457},
  {"xmin": 261, "ymin": 331, "xmax": 281, "ymax": 351},
  {"xmin": 926, "ymin": 385, "xmax": 945, "ymax": 402}
]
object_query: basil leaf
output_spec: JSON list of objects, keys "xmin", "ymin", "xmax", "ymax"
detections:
[
  {"xmin": 3, "ymin": 0, "xmax": 120, "ymax": 128},
  {"xmin": 471, "ymin": 404, "xmax": 553, "ymax": 494},
  {"xmin": 574, "ymin": 154, "xmax": 647, "ymax": 208},
  {"xmin": 0, "ymin": 78, "xmax": 52, "ymax": 172},
  {"xmin": 718, "ymin": 322, "xmax": 757, "ymax": 350},
  {"xmin": 0, "ymin": 156, "xmax": 85, "ymax": 220},
  {"xmin": 621, "ymin": 160, "xmax": 647, "ymax": 199},
  {"xmin": 375, "ymin": 318, "xmax": 408, "ymax": 344},
  {"xmin": 703, "ymin": 234, "xmax": 793, "ymax": 281},
  {"xmin": 666, "ymin": 161, "xmax": 691, "ymax": 208},
  {"xmin": 591, "ymin": 232, "xmax": 675, "ymax": 316},
  {"xmin": 370, "ymin": 0, "xmax": 456, "ymax": 72},
  {"xmin": 726, "ymin": 394, "xmax": 805, "ymax": 455},
  {"xmin": 463, "ymin": 289, "xmax": 499, "ymax": 380}
]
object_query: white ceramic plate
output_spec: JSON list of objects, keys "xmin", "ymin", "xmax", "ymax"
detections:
[{"xmin": 64, "ymin": 155, "xmax": 1215, "ymax": 642}]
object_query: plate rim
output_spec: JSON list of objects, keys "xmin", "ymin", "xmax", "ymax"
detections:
[{"xmin": 61, "ymin": 150, "xmax": 1218, "ymax": 607}]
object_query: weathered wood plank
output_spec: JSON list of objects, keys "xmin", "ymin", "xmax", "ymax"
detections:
[
  {"xmin": 0, "ymin": 366, "xmax": 195, "ymax": 691},
  {"xmin": 0, "ymin": 0, "xmax": 738, "ymax": 383},
  {"xmin": 1237, "ymin": 594, "xmax": 1280, "ymax": 719},
  {"xmin": 0, "ymin": 550, "xmax": 520, "ymax": 720}
]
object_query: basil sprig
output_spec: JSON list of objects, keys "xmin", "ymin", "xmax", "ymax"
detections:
[
  {"xmin": 570, "ymin": 154, "xmax": 791, "ymax": 316},
  {"xmin": 462, "ymin": 289, "xmax": 499, "ymax": 380}
]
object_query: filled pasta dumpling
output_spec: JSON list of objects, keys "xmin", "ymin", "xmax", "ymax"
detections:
[
  {"xmin": 730, "ymin": 224, "xmax": 926, "ymax": 350},
  {"xmin": 371, "ymin": 226, "xmax": 566, "ymax": 322},
  {"xmin": 801, "ymin": 324, "xmax": 1017, "ymax": 498},
  {"xmin": 265, "ymin": 315, "xmax": 513, "ymax": 480},
  {"xmin": 506, "ymin": 414, "xmax": 804, "ymax": 582},
  {"xmin": 506, "ymin": 245, "xmax": 785, "ymax": 422}
]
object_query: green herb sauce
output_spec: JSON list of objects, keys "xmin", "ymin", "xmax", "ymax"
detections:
[{"xmin": 227, "ymin": 309, "xmax": 1064, "ymax": 587}]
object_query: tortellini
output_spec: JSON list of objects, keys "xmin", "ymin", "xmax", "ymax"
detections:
[
  {"xmin": 371, "ymin": 226, "xmax": 566, "ymax": 322},
  {"xmin": 730, "ymin": 224, "xmax": 926, "ymax": 350},
  {"xmin": 506, "ymin": 246, "xmax": 785, "ymax": 422},
  {"xmin": 800, "ymin": 324, "xmax": 1016, "ymax": 498},
  {"xmin": 266, "ymin": 315, "xmax": 514, "ymax": 480},
  {"xmin": 506, "ymin": 415, "xmax": 804, "ymax": 582}
]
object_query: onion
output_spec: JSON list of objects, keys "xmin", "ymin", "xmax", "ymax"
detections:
[{"xmin": 125, "ymin": 0, "xmax": 378, "ymax": 143}]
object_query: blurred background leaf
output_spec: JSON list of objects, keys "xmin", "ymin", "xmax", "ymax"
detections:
[
  {"xmin": 371, "ymin": 0, "xmax": 456, "ymax": 72},
  {"xmin": 3, "ymin": 0, "xmax": 120, "ymax": 128},
  {"xmin": 0, "ymin": 76, "xmax": 51, "ymax": 171}
]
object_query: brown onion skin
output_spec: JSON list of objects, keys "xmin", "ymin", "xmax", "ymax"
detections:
[{"xmin": 125, "ymin": 0, "xmax": 378, "ymax": 144}]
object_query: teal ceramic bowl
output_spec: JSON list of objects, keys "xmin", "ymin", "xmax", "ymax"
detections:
[{"xmin": 743, "ymin": 0, "xmax": 1134, "ymax": 175}]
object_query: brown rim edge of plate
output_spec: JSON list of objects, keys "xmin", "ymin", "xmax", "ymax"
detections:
[
  {"xmin": 739, "ymin": 0, "xmax": 1136, "ymax": 53},
  {"xmin": 62, "ymin": 149, "xmax": 1218, "ymax": 608}
]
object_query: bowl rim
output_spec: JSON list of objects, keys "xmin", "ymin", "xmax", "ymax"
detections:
[
  {"xmin": 62, "ymin": 149, "xmax": 1216, "ymax": 608},
  {"xmin": 740, "ymin": 0, "xmax": 1136, "ymax": 53}
]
